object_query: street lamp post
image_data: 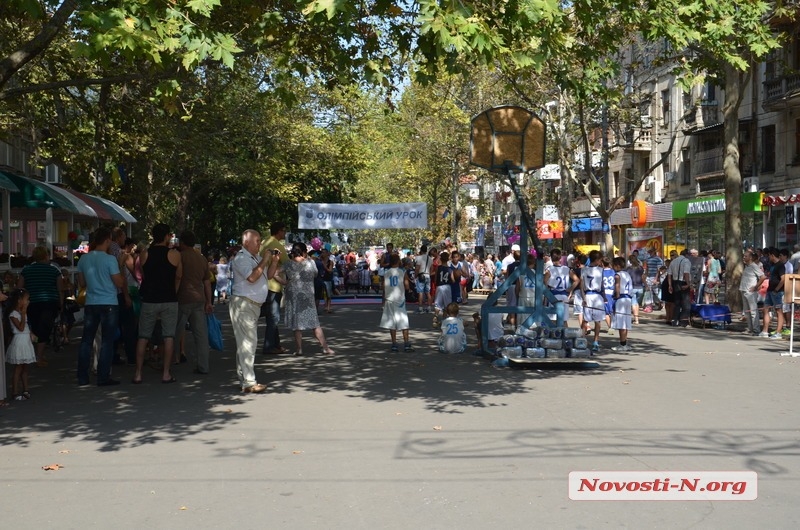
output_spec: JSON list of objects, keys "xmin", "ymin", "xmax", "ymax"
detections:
[{"xmin": 452, "ymin": 158, "xmax": 459, "ymax": 245}]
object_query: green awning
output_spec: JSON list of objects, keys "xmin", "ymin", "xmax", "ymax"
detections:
[
  {"xmin": 3, "ymin": 171, "xmax": 96, "ymax": 216},
  {"xmin": 0, "ymin": 171, "xmax": 21, "ymax": 193}
]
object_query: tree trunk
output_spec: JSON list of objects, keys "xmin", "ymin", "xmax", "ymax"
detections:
[
  {"xmin": 604, "ymin": 230, "xmax": 615, "ymax": 256},
  {"xmin": 0, "ymin": 0, "xmax": 79, "ymax": 92},
  {"xmin": 723, "ymin": 65, "xmax": 744, "ymax": 312}
]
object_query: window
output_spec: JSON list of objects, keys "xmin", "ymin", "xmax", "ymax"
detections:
[
  {"xmin": 762, "ymin": 125, "xmax": 776, "ymax": 173},
  {"xmin": 765, "ymin": 49, "xmax": 781, "ymax": 81},
  {"xmin": 795, "ymin": 119, "xmax": 800, "ymax": 164},
  {"xmin": 661, "ymin": 89, "xmax": 670, "ymax": 124},
  {"xmin": 701, "ymin": 82, "xmax": 716, "ymax": 104},
  {"xmin": 45, "ymin": 164, "xmax": 60, "ymax": 183},
  {"xmin": 682, "ymin": 148, "xmax": 691, "ymax": 185},
  {"xmin": 794, "ymin": 37, "xmax": 800, "ymax": 70}
]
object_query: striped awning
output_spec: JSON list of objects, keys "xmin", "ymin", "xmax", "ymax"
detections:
[
  {"xmin": 61, "ymin": 188, "xmax": 137, "ymax": 223},
  {"xmin": 4, "ymin": 172, "xmax": 96, "ymax": 216},
  {"xmin": 610, "ymin": 202, "xmax": 673, "ymax": 226},
  {"xmin": 0, "ymin": 171, "xmax": 21, "ymax": 192},
  {"xmin": 2, "ymin": 172, "xmax": 137, "ymax": 223}
]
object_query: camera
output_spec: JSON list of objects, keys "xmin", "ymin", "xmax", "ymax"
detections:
[{"xmin": 272, "ymin": 249, "xmax": 281, "ymax": 256}]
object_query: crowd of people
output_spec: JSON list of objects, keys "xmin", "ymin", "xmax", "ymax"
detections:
[{"xmin": 4, "ymin": 223, "xmax": 800, "ymax": 404}]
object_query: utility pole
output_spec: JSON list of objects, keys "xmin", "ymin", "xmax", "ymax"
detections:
[{"xmin": 452, "ymin": 158, "xmax": 459, "ymax": 245}]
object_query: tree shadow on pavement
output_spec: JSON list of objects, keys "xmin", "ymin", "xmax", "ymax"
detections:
[{"xmin": 0, "ymin": 303, "xmax": 627, "ymax": 451}]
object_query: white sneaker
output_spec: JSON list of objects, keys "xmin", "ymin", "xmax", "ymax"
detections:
[{"xmin": 758, "ymin": 332, "xmax": 770, "ymax": 338}]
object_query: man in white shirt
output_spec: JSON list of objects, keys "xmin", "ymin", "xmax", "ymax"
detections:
[
  {"xmin": 501, "ymin": 244, "xmax": 519, "ymax": 274},
  {"xmin": 414, "ymin": 245, "xmax": 435, "ymax": 313},
  {"xmin": 668, "ymin": 248, "xmax": 692, "ymax": 327},
  {"xmin": 229, "ymin": 229, "xmax": 280, "ymax": 393},
  {"xmin": 740, "ymin": 250, "xmax": 765, "ymax": 335}
]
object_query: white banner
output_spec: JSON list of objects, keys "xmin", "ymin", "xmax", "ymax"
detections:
[{"xmin": 298, "ymin": 202, "xmax": 428, "ymax": 230}]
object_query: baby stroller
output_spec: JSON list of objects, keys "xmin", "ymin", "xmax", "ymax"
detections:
[{"xmin": 642, "ymin": 276, "xmax": 663, "ymax": 312}]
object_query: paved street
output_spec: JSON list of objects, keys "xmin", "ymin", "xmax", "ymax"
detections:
[{"xmin": 1, "ymin": 296, "xmax": 799, "ymax": 528}]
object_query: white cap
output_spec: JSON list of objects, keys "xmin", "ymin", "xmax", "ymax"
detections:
[{"xmin": 511, "ymin": 244, "xmax": 521, "ymax": 251}]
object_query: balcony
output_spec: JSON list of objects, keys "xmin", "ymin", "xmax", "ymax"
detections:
[
  {"xmin": 696, "ymin": 173, "xmax": 725, "ymax": 194},
  {"xmin": 693, "ymin": 145, "xmax": 753, "ymax": 193},
  {"xmin": 621, "ymin": 128, "xmax": 652, "ymax": 152},
  {"xmin": 763, "ymin": 73, "xmax": 800, "ymax": 110},
  {"xmin": 683, "ymin": 104, "xmax": 720, "ymax": 131}
]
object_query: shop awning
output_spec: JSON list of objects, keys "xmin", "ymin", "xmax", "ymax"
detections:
[
  {"xmin": 61, "ymin": 188, "xmax": 137, "ymax": 223},
  {"xmin": 90, "ymin": 194, "xmax": 137, "ymax": 223},
  {"xmin": 763, "ymin": 194, "xmax": 800, "ymax": 206},
  {"xmin": 40, "ymin": 181, "xmax": 98, "ymax": 217},
  {"xmin": 0, "ymin": 171, "xmax": 21, "ymax": 193},
  {"xmin": 4, "ymin": 171, "xmax": 96, "ymax": 216}
]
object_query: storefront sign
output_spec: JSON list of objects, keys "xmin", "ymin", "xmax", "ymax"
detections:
[
  {"xmin": 631, "ymin": 200, "xmax": 648, "ymax": 227},
  {"xmin": 787, "ymin": 205, "xmax": 797, "ymax": 225},
  {"xmin": 626, "ymin": 228, "xmax": 664, "ymax": 257},
  {"xmin": 537, "ymin": 220, "xmax": 564, "ymax": 239},
  {"xmin": 687, "ymin": 198, "xmax": 726, "ymax": 215},
  {"xmin": 571, "ymin": 217, "xmax": 603, "ymax": 233}
]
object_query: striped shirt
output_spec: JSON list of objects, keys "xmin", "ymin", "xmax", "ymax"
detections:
[{"xmin": 20, "ymin": 262, "xmax": 61, "ymax": 303}]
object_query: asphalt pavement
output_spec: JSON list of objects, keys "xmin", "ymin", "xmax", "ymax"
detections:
[{"xmin": 1, "ymin": 295, "xmax": 799, "ymax": 529}]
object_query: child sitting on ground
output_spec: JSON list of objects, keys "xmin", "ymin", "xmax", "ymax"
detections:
[{"xmin": 439, "ymin": 302, "xmax": 467, "ymax": 354}]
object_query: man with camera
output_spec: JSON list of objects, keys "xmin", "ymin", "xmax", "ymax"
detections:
[
  {"xmin": 259, "ymin": 222, "xmax": 289, "ymax": 355},
  {"xmin": 231, "ymin": 229, "xmax": 280, "ymax": 393}
]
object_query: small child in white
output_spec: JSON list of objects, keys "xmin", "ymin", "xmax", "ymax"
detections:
[
  {"xmin": 611, "ymin": 256, "xmax": 633, "ymax": 352},
  {"xmin": 439, "ymin": 302, "xmax": 467, "ymax": 354}
]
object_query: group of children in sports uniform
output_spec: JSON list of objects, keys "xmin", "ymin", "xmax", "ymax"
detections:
[{"xmin": 378, "ymin": 247, "xmax": 635, "ymax": 355}]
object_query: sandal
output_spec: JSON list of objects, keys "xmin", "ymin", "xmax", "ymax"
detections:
[{"xmin": 323, "ymin": 347, "xmax": 335, "ymax": 355}]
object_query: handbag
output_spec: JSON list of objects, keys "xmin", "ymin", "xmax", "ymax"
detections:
[{"xmin": 207, "ymin": 313, "xmax": 224, "ymax": 351}]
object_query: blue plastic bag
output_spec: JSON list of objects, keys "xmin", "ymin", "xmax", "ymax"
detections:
[{"xmin": 207, "ymin": 314, "xmax": 223, "ymax": 351}]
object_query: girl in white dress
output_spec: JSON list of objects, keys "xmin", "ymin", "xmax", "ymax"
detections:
[{"xmin": 6, "ymin": 289, "xmax": 36, "ymax": 401}]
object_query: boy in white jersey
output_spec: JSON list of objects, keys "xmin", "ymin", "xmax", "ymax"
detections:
[
  {"xmin": 433, "ymin": 251, "xmax": 454, "ymax": 328},
  {"xmin": 516, "ymin": 253, "xmax": 537, "ymax": 307},
  {"xmin": 380, "ymin": 254, "xmax": 413, "ymax": 352},
  {"xmin": 581, "ymin": 250, "xmax": 606, "ymax": 353},
  {"xmin": 439, "ymin": 303, "xmax": 467, "ymax": 353},
  {"xmin": 611, "ymin": 257, "xmax": 633, "ymax": 352},
  {"xmin": 544, "ymin": 248, "xmax": 570, "ymax": 325}
]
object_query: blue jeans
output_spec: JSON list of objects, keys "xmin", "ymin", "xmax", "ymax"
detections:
[
  {"xmin": 261, "ymin": 290, "xmax": 283, "ymax": 353},
  {"xmin": 78, "ymin": 305, "xmax": 119, "ymax": 385}
]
